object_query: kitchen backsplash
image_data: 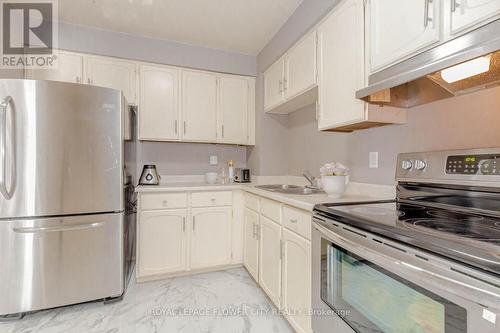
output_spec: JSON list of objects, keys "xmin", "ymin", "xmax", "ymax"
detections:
[{"xmin": 136, "ymin": 141, "xmax": 247, "ymax": 177}]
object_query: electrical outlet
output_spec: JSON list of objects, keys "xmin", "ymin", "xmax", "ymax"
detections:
[
  {"xmin": 369, "ymin": 152, "xmax": 379, "ymax": 169},
  {"xmin": 209, "ymin": 155, "xmax": 218, "ymax": 165}
]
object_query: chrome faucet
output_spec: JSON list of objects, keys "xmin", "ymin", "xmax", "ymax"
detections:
[{"xmin": 302, "ymin": 171, "xmax": 317, "ymax": 188}]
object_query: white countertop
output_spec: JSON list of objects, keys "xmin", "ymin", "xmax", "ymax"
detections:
[{"xmin": 135, "ymin": 176, "xmax": 395, "ymax": 211}]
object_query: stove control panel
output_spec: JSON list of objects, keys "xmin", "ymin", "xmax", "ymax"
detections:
[{"xmin": 446, "ymin": 154, "xmax": 499, "ymax": 175}]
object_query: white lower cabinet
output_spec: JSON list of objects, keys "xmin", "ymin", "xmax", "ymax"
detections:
[
  {"xmin": 137, "ymin": 191, "xmax": 236, "ymax": 281},
  {"xmin": 138, "ymin": 209, "xmax": 187, "ymax": 277},
  {"xmin": 243, "ymin": 208, "xmax": 260, "ymax": 281},
  {"xmin": 190, "ymin": 207, "xmax": 232, "ymax": 269},
  {"xmin": 282, "ymin": 228, "xmax": 312, "ymax": 333},
  {"xmin": 259, "ymin": 216, "xmax": 282, "ymax": 307}
]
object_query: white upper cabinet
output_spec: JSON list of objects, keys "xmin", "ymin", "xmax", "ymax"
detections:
[
  {"xmin": 181, "ymin": 70, "xmax": 218, "ymax": 142},
  {"xmin": 368, "ymin": 0, "xmax": 441, "ymax": 72},
  {"xmin": 139, "ymin": 64, "xmax": 179, "ymax": 141},
  {"xmin": 26, "ymin": 51, "xmax": 83, "ymax": 83},
  {"xmin": 217, "ymin": 75, "xmax": 249, "ymax": 145},
  {"xmin": 190, "ymin": 207, "xmax": 233, "ymax": 269},
  {"xmin": 264, "ymin": 59, "xmax": 285, "ymax": 111},
  {"xmin": 85, "ymin": 55, "xmax": 138, "ymax": 104},
  {"xmin": 284, "ymin": 31, "xmax": 317, "ymax": 99},
  {"xmin": 450, "ymin": 0, "xmax": 500, "ymax": 34},
  {"xmin": 317, "ymin": 0, "xmax": 366, "ymax": 130},
  {"xmin": 264, "ymin": 31, "xmax": 318, "ymax": 114}
]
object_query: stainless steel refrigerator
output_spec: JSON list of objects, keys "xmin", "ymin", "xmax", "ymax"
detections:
[{"xmin": 0, "ymin": 79, "xmax": 134, "ymax": 317}]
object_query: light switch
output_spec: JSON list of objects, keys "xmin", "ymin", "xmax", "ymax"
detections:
[
  {"xmin": 369, "ymin": 152, "xmax": 379, "ymax": 169},
  {"xmin": 209, "ymin": 155, "xmax": 218, "ymax": 165}
]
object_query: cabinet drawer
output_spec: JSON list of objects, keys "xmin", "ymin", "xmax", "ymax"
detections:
[
  {"xmin": 282, "ymin": 205, "xmax": 311, "ymax": 240},
  {"xmin": 260, "ymin": 198, "xmax": 281, "ymax": 223},
  {"xmin": 244, "ymin": 193, "xmax": 260, "ymax": 212},
  {"xmin": 191, "ymin": 191, "xmax": 233, "ymax": 207},
  {"xmin": 141, "ymin": 193, "xmax": 188, "ymax": 210}
]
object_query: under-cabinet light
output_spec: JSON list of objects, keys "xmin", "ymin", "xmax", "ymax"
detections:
[{"xmin": 441, "ymin": 55, "xmax": 491, "ymax": 83}]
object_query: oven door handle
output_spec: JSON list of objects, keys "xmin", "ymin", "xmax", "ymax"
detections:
[{"xmin": 313, "ymin": 220, "xmax": 500, "ymax": 308}]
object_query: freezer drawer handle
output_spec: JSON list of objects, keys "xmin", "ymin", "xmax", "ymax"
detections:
[
  {"xmin": 0, "ymin": 96, "xmax": 16, "ymax": 200},
  {"xmin": 13, "ymin": 221, "xmax": 105, "ymax": 233}
]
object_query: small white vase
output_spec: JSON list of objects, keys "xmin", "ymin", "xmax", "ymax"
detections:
[{"xmin": 322, "ymin": 175, "xmax": 348, "ymax": 198}]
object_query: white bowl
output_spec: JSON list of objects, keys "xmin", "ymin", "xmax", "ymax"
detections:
[{"xmin": 205, "ymin": 172, "xmax": 218, "ymax": 184}]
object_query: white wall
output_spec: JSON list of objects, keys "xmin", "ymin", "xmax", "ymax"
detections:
[{"xmin": 248, "ymin": 0, "xmax": 339, "ymax": 176}]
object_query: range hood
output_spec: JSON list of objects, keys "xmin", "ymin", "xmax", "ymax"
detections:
[{"xmin": 356, "ymin": 19, "xmax": 500, "ymax": 108}]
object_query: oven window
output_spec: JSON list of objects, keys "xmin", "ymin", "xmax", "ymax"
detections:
[{"xmin": 320, "ymin": 238, "xmax": 467, "ymax": 333}]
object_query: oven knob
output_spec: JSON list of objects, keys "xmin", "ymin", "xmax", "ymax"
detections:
[
  {"xmin": 415, "ymin": 160, "xmax": 427, "ymax": 171},
  {"xmin": 401, "ymin": 160, "xmax": 413, "ymax": 170}
]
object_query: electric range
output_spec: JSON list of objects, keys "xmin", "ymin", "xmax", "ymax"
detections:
[{"xmin": 312, "ymin": 148, "xmax": 500, "ymax": 333}]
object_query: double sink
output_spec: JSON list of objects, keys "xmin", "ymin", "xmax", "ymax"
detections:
[{"xmin": 255, "ymin": 184, "xmax": 324, "ymax": 195}]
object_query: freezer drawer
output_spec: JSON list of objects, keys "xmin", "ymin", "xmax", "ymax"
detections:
[{"xmin": 0, "ymin": 213, "xmax": 124, "ymax": 316}]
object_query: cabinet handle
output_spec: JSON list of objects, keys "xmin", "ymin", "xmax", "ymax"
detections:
[
  {"xmin": 255, "ymin": 224, "xmax": 260, "ymax": 239},
  {"xmin": 221, "ymin": 125, "xmax": 224, "ymax": 138},
  {"xmin": 451, "ymin": 0, "xmax": 459, "ymax": 12},
  {"xmin": 87, "ymin": 78, "xmax": 91, "ymax": 85},
  {"xmin": 289, "ymin": 218, "xmax": 298, "ymax": 224},
  {"xmin": 278, "ymin": 80, "xmax": 283, "ymax": 93},
  {"xmin": 252, "ymin": 223, "xmax": 256, "ymax": 238},
  {"xmin": 174, "ymin": 120, "xmax": 178, "ymax": 135},
  {"xmin": 162, "ymin": 200, "xmax": 168, "ymax": 207},
  {"xmin": 424, "ymin": 0, "xmax": 433, "ymax": 28},
  {"xmin": 183, "ymin": 217, "xmax": 186, "ymax": 232},
  {"xmin": 193, "ymin": 216, "xmax": 196, "ymax": 231},
  {"xmin": 283, "ymin": 78, "xmax": 287, "ymax": 92},
  {"xmin": 76, "ymin": 76, "xmax": 80, "ymax": 83},
  {"xmin": 183, "ymin": 121, "xmax": 186, "ymax": 134},
  {"xmin": 280, "ymin": 240, "xmax": 285, "ymax": 259}
]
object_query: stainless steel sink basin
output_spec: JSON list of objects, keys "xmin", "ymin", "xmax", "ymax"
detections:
[{"xmin": 255, "ymin": 184, "xmax": 324, "ymax": 195}]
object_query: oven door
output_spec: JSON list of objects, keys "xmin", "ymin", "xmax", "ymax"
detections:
[{"xmin": 312, "ymin": 217, "xmax": 500, "ymax": 333}]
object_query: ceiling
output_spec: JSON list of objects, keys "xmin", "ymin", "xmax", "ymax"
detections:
[{"xmin": 58, "ymin": 0, "xmax": 303, "ymax": 55}]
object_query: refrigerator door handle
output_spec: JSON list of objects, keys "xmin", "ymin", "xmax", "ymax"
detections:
[
  {"xmin": 0, "ymin": 96, "xmax": 15, "ymax": 200},
  {"xmin": 12, "ymin": 221, "xmax": 105, "ymax": 233}
]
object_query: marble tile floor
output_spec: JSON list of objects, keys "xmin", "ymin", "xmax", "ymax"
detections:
[{"xmin": 1, "ymin": 268, "xmax": 294, "ymax": 333}]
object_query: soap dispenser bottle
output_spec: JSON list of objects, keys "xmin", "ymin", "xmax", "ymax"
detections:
[{"xmin": 228, "ymin": 160, "xmax": 235, "ymax": 183}]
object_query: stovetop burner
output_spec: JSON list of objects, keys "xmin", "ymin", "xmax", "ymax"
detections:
[{"xmin": 403, "ymin": 217, "xmax": 500, "ymax": 242}]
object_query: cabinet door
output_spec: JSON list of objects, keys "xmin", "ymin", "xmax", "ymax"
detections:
[
  {"xmin": 284, "ymin": 31, "xmax": 317, "ymax": 99},
  {"xmin": 368, "ymin": 0, "xmax": 440, "ymax": 72},
  {"xmin": 138, "ymin": 209, "xmax": 187, "ymax": 277},
  {"xmin": 259, "ymin": 216, "xmax": 282, "ymax": 307},
  {"xmin": 243, "ymin": 208, "xmax": 259, "ymax": 280},
  {"xmin": 317, "ymin": 0, "xmax": 366, "ymax": 130},
  {"xmin": 218, "ymin": 76, "xmax": 248, "ymax": 145},
  {"xmin": 181, "ymin": 70, "xmax": 217, "ymax": 142},
  {"xmin": 26, "ymin": 51, "xmax": 83, "ymax": 83},
  {"xmin": 451, "ymin": 0, "xmax": 500, "ymax": 34},
  {"xmin": 264, "ymin": 58, "xmax": 285, "ymax": 111},
  {"xmin": 85, "ymin": 56, "xmax": 137, "ymax": 104},
  {"xmin": 191, "ymin": 207, "xmax": 232, "ymax": 269},
  {"xmin": 282, "ymin": 229, "xmax": 312, "ymax": 333},
  {"xmin": 139, "ymin": 64, "xmax": 179, "ymax": 140}
]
